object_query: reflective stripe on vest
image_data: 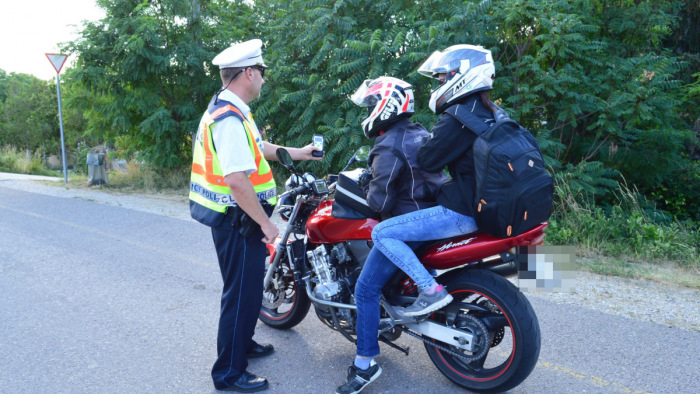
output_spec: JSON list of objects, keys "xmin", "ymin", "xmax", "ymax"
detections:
[{"xmin": 189, "ymin": 97, "xmax": 277, "ymax": 226}]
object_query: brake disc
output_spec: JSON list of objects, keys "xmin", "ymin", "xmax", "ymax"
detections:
[
  {"xmin": 262, "ymin": 288, "xmax": 284, "ymax": 309},
  {"xmin": 262, "ymin": 270, "xmax": 287, "ymax": 309},
  {"xmin": 491, "ymin": 327, "xmax": 505, "ymax": 347}
]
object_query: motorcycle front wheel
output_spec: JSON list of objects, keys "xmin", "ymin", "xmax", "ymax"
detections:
[
  {"xmin": 258, "ymin": 254, "xmax": 310, "ymax": 329},
  {"xmin": 424, "ymin": 269, "xmax": 541, "ymax": 393}
]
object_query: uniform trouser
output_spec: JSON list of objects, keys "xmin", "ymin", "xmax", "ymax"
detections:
[{"xmin": 210, "ymin": 220, "xmax": 266, "ymax": 390}]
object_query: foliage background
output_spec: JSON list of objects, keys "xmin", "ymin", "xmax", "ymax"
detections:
[{"xmin": 0, "ymin": 0, "xmax": 698, "ymax": 226}]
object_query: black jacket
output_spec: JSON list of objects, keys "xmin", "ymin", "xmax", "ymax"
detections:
[
  {"xmin": 417, "ymin": 95, "xmax": 496, "ymax": 217},
  {"xmin": 366, "ymin": 118, "xmax": 447, "ymax": 220}
]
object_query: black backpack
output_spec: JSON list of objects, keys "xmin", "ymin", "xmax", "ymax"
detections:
[{"xmin": 444, "ymin": 104, "xmax": 553, "ymax": 238}]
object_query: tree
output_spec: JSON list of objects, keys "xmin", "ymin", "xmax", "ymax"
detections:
[
  {"xmin": 254, "ymin": 0, "xmax": 494, "ymax": 174},
  {"xmin": 57, "ymin": 0, "xmax": 697, "ymax": 218},
  {"xmin": 0, "ymin": 69, "xmax": 9, "ymax": 103},
  {"xmin": 0, "ymin": 72, "xmax": 58, "ymax": 154},
  {"xmin": 63, "ymin": 0, "xmax": 256, "ymax": 169}
]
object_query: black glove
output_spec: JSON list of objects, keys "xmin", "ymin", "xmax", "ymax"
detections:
[{"xmin": 358, "ymin": 170, "xmax": 372, "ymax": 196}]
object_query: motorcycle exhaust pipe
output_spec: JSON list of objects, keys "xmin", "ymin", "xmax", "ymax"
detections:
[
  {"xmin": 479, "ymin": 250, "xmax": 518, "ymax": 277},
  {"xmin": 304, "ymin": 281, "xmax": 356, "ymax": 310},
  {"xmin": 482, "ymin": 259, "xmax": 517, "ymax": 277}
]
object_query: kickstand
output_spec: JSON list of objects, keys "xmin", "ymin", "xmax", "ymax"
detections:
[{"xmin": 379, "ymin": 336, "xmax": 410, "ymax": 356}]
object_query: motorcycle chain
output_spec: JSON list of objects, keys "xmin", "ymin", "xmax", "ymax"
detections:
[{"xmin": 398, "ymin": 314, "xmax": 490, "ymax": 363}]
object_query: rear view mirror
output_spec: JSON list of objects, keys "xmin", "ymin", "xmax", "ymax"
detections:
[
  {"xmin": 354, "ymin": 146, "xmax": 370, "ymax": 162},
  {"xmin": 340, "ymin": 145, "xmax": 371, "ymax": 172},
  {"xmin": 276, "ymin": 148, "xmax": 294, "ymax": 169}
]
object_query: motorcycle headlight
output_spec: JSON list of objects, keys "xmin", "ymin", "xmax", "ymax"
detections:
[
  {"xmin": 277, "ymin": 193, "xmax": 295, "ymax": 221},
  {"xmin": 302, "ymin": 172, "xmax": 317, "ymax": 183}
]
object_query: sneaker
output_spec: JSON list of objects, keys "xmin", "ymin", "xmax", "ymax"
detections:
[
  {"xmin": 402, "ymin": 287, "xmax": 453, "ymax": 316},
  {"xmin": 335, "ymin": 360, "xmax": 382, "ymax": 394}
]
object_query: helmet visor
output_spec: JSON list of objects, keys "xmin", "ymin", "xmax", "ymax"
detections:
[
  {"xmin": 350, "ymin": 79, "xmax": 380, "ymax": 107},
  {"xmin": 417, "ymin": 51, "xmax": 444, "ymax": 78},
  {"xmin": 418, "ymin": 47, "xmax": 489, "ymax": 78}
]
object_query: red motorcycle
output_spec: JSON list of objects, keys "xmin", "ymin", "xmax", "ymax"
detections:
[{"xmin": 259, "ymin": 147, "xmax": 545, "ymax": 392}]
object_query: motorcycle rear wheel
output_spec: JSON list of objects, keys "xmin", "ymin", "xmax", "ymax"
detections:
[
  {"xmin": 258, "ymin": 255, "xmax": 310, "ymax": 329},
  {"xmin": 424, "ymin": 269, "xmax": 540, "ymax": 392}
]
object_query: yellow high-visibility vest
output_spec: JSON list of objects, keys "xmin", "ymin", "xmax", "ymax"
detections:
[{"xmin": 189, "ymin": 96, "xmax": 276, "ymax": 227}]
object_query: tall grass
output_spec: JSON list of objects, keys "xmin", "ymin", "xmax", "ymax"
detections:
[
  {"xmin": 98, "ymin": 160, "xmax": 190, "ymax": 194},
  {"xmin": 546, "ymin": 177, "xmax": 700, "ymax": 277},
  {"xmin": 0, "ymin": 146, "xmax": 58, "ymax": 176}
]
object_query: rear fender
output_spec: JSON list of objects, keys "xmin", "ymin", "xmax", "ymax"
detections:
[{"xmin": 419, "ymin": 223, "xmax": 548, "ymax": 270}]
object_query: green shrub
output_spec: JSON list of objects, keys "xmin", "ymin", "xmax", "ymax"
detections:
[{"xmin": 548, "ymin": 177, "xmax": 699, "ymax": 270}]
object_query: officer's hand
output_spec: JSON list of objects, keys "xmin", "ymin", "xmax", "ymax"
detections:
[
  {"xmin": 298, "ymin": 144, "xmax": 324, "ymax": 160},
  {"xmin": 261, "ymin": 220, "xmax": 279, "ymax": 244}
]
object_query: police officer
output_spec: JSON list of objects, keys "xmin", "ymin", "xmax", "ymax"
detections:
[{"xmin": 189, "ymin": 39, "xmax": 322, "ymax": 392}]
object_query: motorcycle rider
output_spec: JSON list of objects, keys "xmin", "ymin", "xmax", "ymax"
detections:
[
  {"xmin": 335, "ymin": 77, "xmax": 447, "ymax": 394},
  {"xmin": 370, "ymin": 44, "xmax": 498, "ymax": 315}
]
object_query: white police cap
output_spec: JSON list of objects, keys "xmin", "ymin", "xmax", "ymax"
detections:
[{"xmin": 212, "ymin": 39, "xmax": 268, "ymax": 69}]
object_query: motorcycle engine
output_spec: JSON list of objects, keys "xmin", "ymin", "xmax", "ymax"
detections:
[{"xmin": 307, "ymin": 244, "xmax": 353, "ymax": 302}]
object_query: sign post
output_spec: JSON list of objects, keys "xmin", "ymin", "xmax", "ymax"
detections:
[{"xmin": 45, "ymin": 53, "xmax": 69, "ymax": 184}]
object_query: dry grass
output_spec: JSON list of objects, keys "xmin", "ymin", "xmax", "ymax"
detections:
[
  {"xmin": 68, "ymin": 159, "xmax": 189, "ymax": 197},
  {"xmin": 0, "ymin": 146, "xmax": 58, "ymax": 176},
  {"xmin": 577, "ymin": 253, "xmax": 700, "ymax": 289}
]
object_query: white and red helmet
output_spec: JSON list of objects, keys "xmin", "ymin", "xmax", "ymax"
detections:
[
  {"xmin": 418, "ymin": 44, "xmax": 495, "ymax": 114},
  {"xmin": 350, "ymin": 77, "xmax": 415, "ymax": 138}
]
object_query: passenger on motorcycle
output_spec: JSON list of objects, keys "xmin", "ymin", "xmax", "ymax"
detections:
[
  {"xmin": 335, "ymin": 77, "xmax": 447, "ymax": 394},
  {"xmin": 370, "ymin": 44, "xmax": 497, "ymax": 316}
]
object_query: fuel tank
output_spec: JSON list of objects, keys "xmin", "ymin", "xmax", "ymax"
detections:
[
  {"xmin": 306, "ymin": 200, "xmax": 378, "ymax": 244},
  {"xmin": 419, "ymin": 223, "xmax": 548, "ymax": 270}
]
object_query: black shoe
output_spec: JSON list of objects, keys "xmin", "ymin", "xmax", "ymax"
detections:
[
  {"xmin": 335, "ymin": 360, "xmax": 382, "ymax": 394},
  {"xmin": 219, "ymin": 371, "xmax": 269, "ymax": 392},
  {"xmin": 246, "ymin": 341, "xmax": 274, "ymax": 359}
]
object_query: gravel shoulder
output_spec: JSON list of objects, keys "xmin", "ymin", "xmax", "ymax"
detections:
[{"xmin": 2, "ymin": 172, "xmax": 698, "ymax": 333}]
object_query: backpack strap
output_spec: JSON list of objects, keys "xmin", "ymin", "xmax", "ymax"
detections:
[
  {"xmin": 444, "ymin": 103, "xmax": 517, "ymax": 135},
  {"xmin": 443, "ymin": 104, "xmax": 490, "ymax": 135}
]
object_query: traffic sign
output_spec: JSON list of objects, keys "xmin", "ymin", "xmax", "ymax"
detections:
[
  {"xmin": 45, "ymin": 52, "xmax": 70, "ymax": 183},
  {"xmin": 45, "ymin": 53, "xmax": 68, "ymax": 74}
]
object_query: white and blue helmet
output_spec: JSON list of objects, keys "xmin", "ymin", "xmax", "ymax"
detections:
[{"xmin": 418, "ymin": 45, "xmax": 495, "ymax": 114}]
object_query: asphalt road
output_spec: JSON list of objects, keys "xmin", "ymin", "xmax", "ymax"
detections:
[{"xmin": 1, "ymin": 186, "xmax": 698, "ymax": 393}]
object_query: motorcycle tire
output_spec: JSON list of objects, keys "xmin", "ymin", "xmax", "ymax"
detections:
[
  {"xmin": 424, "ymin": 269, "xmax": 540, "ymax": 393},
  {"xmin": 258, "ymin": 257, "xmax": 311, "ymax": 330}
]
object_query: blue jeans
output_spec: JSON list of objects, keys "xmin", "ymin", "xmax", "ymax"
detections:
[
  {"xmin": 371, "ymin": 205, "xmax": 478, "ymax": 291},
  {"xmin": 354, "ymin": 247, "xmax": 399, "ymax": 358}
]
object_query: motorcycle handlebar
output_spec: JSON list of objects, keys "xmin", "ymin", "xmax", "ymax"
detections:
[{"xmin": 290, "ymin": 183, "xmax": 310, "ymax": 197}]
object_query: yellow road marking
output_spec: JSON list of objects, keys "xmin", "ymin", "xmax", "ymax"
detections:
[{"xmin": 537, "ymin": 361, "xmax": 651, "ymax": 393}]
